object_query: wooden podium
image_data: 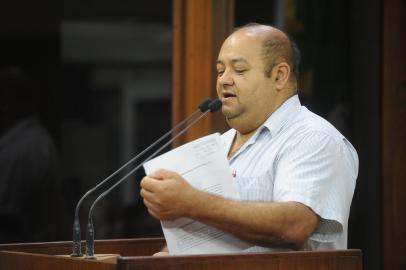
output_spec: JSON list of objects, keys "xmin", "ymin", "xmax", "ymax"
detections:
[{"xmin": 0, "ymin": 237, "xmax": 362, "ymax": 270}]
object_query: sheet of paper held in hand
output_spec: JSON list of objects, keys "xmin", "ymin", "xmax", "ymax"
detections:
[{"xmin": 143, "ymin": 133, "xmax": 252, "ymax": 255}]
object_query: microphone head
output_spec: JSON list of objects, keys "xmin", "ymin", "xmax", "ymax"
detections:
[
  {"xmin": 198, "ymin": 98, "xmax": 212, "ymax": 112},
  {"xmin": 208, "ymin": 99, "xmax": 222, "ymax": 112}
]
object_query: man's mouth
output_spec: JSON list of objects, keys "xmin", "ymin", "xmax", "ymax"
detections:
[{"xmin": 222, "ymin": 92, "xmax": 237, "ymax": 99}]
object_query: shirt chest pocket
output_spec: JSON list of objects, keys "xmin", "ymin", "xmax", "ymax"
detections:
[{"xmin": 236, "ymin": 173, "xmax": 275, "ymax": 202}]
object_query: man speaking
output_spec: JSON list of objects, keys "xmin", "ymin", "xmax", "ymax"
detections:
[{"xmin": 140, "ymin": 23, "xmax": 358, "ymax": 254}]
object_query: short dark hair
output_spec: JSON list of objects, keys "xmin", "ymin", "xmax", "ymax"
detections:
[{"xmin": 234, "ymin": 23, "xmax": 301, "ymax": 80}]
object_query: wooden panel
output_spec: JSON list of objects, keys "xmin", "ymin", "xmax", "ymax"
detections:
[
  {"xmin": 0, "ymin": 251, "xmax": 115, "ymax": 270},
  {"xmin": 382, "ymin": 0, "xmax": 406, "ymax": 269},
  {"xmin": 0, "ymin": 238, "xmax": 165, "ymax": 270},
  {"xmin": 118, "ymin": 250, "xmax": 362, "ymax": 270},
  {"xmin": 0, "ymin": 239, "xmax": 362, "ymax": 270},
  {"xmin": 0, "ymin": 238, "xmax": 165, "ymax": 256},
  {"xmin": 172, "ymin": 0, "xmax": 233, "ymax": 145}
]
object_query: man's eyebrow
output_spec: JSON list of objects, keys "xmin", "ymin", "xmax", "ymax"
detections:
[
  {"xmin": 231, "ymin": 58, "xmax": 249, "ymax": 65},
  {"xmin": 216, "ymin": 58, "xmax": 249, "ymax": 65}
]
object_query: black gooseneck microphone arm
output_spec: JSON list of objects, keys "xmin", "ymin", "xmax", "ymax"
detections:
[
  {"xmin": 84, "ymin": 99, "xmax": 222, "ymax": 258},
  {"xmin": 71, "ymin": 99, "xmax": 212, "ymax": 257}
]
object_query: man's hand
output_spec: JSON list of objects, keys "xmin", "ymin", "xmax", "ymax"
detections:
[
  {"xmin": 140, "ymin": 169, "xmax": 198, "ymax": 220},
  {"xmin": 153, "ymin": 251, "xmax": 169, "ymax": 256},
  {"xmin": 153, "ymin": 245, "xmax": 169, "ymax": 256}
]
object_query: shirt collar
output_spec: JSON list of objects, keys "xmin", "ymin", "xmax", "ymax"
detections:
[
  {"xmin": 262, "ymin": 94, "xmax": 301, "ymax": 138},
  {"xmin": 223, "ymin": 95, "xmax": 301, "ymax": 159}
]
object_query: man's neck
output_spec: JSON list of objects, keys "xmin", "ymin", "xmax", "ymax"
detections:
[
  {"xmin": 227, "ymin": 91, "xmax": 297, "ymax": 159},
  {"xmin": 237, "ymin": 128, "xmax": 258, "ymax": 144},
  {"xmin": 227, "ymin": 127, "xmax": 258, "ymax": 159}
]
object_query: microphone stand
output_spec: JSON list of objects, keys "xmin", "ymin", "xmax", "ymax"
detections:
[
  {"xmin": 71, "ymin": 99, "xmax": 211, "ymax": 256},
  {"xmin": 85, "ymin": 100, "xmax": 221, "ymax": 258}
]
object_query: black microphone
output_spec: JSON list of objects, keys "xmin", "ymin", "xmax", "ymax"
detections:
[
  {"xmin": 71, "ymin": 98, "xmax": 212, "ymax": 257},
  {"xmin": 85, "ymin": 99, "xmax": 222, "ymax": 258}
]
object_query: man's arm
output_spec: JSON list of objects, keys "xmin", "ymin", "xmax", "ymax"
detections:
[{"xmin": 140, "ymin": 170, "xmax": 319, "ymax": 249}]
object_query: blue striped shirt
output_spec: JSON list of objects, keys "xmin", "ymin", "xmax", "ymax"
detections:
[{"xmin": 221, "ymin": 95, "xmax": 358, "ymax": 251}]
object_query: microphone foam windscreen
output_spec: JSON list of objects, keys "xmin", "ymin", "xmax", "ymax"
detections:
[
  {"xmin": 209, "ymin": 99, "xmax": 222, "ymax": 112},
  {"xmin": 198, "ymin": 98, "xmax": 212, "ymax": 112}
]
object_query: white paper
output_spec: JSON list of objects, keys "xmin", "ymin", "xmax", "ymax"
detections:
[{"xmin": 143, "ymin": 133, "xmax": 252, "ymax": 254}]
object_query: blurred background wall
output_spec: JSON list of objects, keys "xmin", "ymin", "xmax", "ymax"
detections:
[{"xmin": 0, "ymin": 1, "xmax": 404, "ymax": 270}]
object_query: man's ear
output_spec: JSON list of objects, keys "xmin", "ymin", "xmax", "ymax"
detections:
[{"xmin": 272, "ymin": 62, "xmax": 290, "ymax": 90}]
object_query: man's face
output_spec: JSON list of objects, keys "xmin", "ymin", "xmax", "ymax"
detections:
[{"xmin": 216, "ymin": 31, "xmax": 276, "ymax": 129}]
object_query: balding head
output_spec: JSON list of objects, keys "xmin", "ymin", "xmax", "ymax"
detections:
[{"xmin": 232, "ymin": 23, "xmax": 300, "ymax": 83}]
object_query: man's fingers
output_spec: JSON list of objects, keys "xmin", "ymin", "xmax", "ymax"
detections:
[
  {"xmin": 147, "ymin": 208, "xmax": 161, "ymax": 220},
  {"xmin": 149, "ymin": 169, "xmax": 178, "ymax": 179},
  {"xmin": 140, "ymin": 176, "xmax": 160, "ymax": 191},
  {"xmin": 153, "ymin": 251, "xmax": 169, "ymax": 256},
  {"xmin": 147, "ymin": 208, "xmax": 156, "ymax": 218},
  {"xmin": 140, "ymin": 187, "xmax": 153, "ymax": 200},
  {"xmin": 143, "ymin": 198, "xmax": 161, "ymax": 213}
]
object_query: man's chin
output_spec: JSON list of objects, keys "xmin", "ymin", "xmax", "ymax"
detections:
[
  {"xmin": 222, "ymin": 108, "xmax": 236, "ymax": 118},
  {"xmin": 223, "ymin": 110, "xmax": 241, "ymax": 122}
]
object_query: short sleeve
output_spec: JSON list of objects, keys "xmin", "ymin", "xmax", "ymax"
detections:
[{"xmin": 273, "ymin": 131, "xmax": 357, "ymax": 243}]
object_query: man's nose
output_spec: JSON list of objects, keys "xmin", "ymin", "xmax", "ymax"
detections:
[{"xmin": 217, "ymin": 70, "xmax": 234, "ymax": 86}]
